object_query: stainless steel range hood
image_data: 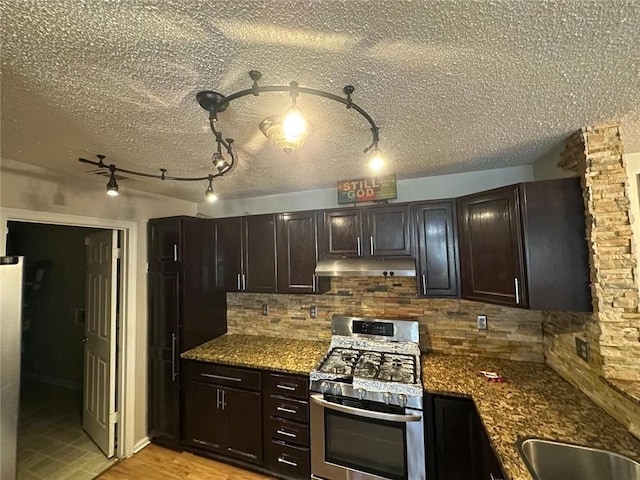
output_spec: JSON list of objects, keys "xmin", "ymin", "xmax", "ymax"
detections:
[{"xmin": 314, "ymin": 257, "xmax": 416, "ymax": 277}]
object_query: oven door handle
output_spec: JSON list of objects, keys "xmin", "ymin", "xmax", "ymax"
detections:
[{"xmin": 310, "ymin": 394, "xmax": 422, "ymax": 423}]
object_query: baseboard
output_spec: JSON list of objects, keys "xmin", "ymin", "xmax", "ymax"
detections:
[
  {"xmin": 133, "ymin": 436, "xmax": 150, "ymax": 454},
  {"xmin": 22, "ymin": 372, "xmax": 82, "ymax": 391}
]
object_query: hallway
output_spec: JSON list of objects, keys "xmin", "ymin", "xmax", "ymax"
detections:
[{"xmin": 17, "ymin": 380, "xmax": 115, "ymax": 480}]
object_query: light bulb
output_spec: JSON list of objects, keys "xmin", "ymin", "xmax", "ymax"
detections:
[
  {"xmin": 205, "ymin": 181, "xmax": 217, "ymax": 202},
  {"xmin": 106, "ymin": 172, "xmax": 119, "ymax": 196},
  {"xmin": 283, "ymin": 107, "xmax": 307, "ymax": 140},
  {"xmin": 369, "ymin": 150, "xmax": 385, "ymax": 171}
]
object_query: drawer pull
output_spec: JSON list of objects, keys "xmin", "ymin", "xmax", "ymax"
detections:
[
  {"xmin": 227, "ymin": 447, "xmax": 257, "ymax": 459},
  {"xmin": 277, "ymin": 406, "xmax": 297, "ymax": 414},
  {"xmin": 276, "ymin": 384, "xmax": 296, "ymax": 391},
  {"xmin": 278, "ymin": 456, "xmax": 298, "ymax": 467},
  {"xmin": 192, "ymin": 438, "xmax": 220, "ymax": 448},
  {"xmin": 276, "ymin": 428, "xmax": 297, "ymax": 438},
  {"xmin": 201, "ymin": 373, "xmax": 242, "ymax": 382}
]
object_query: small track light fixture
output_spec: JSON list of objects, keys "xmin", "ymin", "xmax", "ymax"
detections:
[
  {"xmin": 79, "ymin": 70, "xmax": 384, "ymax": 201},
  {"xmin": 205, "ymin": 175, "xmax": 218, "ymax": 202},
  {"xmin": 106, "ymin": 164, "xmax": 119, "ymax": 196}
]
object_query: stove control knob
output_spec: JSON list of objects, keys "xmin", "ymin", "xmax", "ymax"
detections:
[
  {"xmin": 356, "ymin": 388, "xmax": 366, "ymax": 400},
  {"xmin": 383, "ymin": 392, "xmax": 392, "ymax": 405},
  {"xmin": 397, "ymin": 394, "xmax": 408, "ymax": 408},
  {"xmin": 332, "ymin": 384, "xmax": 342, "ymax": 395},
  {"xmin": 319, "ymin": 381, "xmax": 330, "ymax": 394}
]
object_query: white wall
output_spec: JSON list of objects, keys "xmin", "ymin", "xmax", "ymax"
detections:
[
  {"xmin": 198, "ymin": 164, "xmax": 535, "ymax": 217},
  {"xmin": 0, "ymin": 157, "xmax": 197, "ymax": 447},
  {"xmin": 532, "ymin": 142, "xmax": 575, "ymax": 181}
]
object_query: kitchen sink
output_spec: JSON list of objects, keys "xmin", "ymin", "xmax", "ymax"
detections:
[{"xmin": 516, "ymin": 438, "xmax": 640, "ymax": 480}]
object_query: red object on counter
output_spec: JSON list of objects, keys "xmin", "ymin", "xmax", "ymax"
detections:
[{"xmin": 479, "ymin": 370, "xmax": 504, "ymax": 382}]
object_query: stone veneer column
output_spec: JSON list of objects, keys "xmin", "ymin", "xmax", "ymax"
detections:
[{"xmin": 559, "ymin": 122, "xmax": 640, "ymax": 381}]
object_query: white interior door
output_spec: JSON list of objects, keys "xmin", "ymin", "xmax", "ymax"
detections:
[{"xmin": 83, "ymin": 230, "xmax": 118, "ymax": 458}]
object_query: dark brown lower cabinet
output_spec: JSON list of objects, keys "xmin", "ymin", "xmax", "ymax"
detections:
[
  {"xmin": 426, "ymin": 395, "xmax": 505, "ymax": 480},
  {"xmin": 182, "ymin": 361, "xmax": 263, "ymax": 465},
  {"xmin": 264, "ymin": 373, "xmax": 310, "ymax": 479}
]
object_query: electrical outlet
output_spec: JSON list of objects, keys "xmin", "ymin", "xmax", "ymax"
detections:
[
  {"xmin": 261, "ymin": 304, "xmax": 268, "ymax": 316},
  {"xmin": 575, "ymin": 337, "xmax": 590, "ymax": 363},
  {"xmin": 310, "ymin": 306, "xmax": 318, "ymax": 319},
  {"xmin": 477, "ymin": 315, "xmax": 488, "ymax": 330}
]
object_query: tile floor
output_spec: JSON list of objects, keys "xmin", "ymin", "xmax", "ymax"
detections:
[{"xmin": 17, "ymin": 380, "xmax": 116, "ymax": 480}]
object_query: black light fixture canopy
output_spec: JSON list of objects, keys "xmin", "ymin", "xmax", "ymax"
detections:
[{"xmin": 79, "ymin": 70, "xmax": 383, "ymax": 200}]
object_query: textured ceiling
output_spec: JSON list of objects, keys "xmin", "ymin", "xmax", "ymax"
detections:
[{"xmin": 1, "ymin": 0, "xmax": 639, "ymax": 202}]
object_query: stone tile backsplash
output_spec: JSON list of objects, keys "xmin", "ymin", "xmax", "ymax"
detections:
[{"xmin": 227, "ymin": 277, "xmax": 544, "ymax": 362}]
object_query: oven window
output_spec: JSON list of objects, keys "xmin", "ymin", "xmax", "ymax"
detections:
[{"xmin": 325, "ymin": 408, "xmax": 407, "ymax": 480}]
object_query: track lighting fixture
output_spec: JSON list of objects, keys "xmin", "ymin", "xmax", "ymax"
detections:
[
  {"xmin": 205, "ymin": 175, "xmax": 217, "ymax": 202},
  {"xmin": 79, "ymin": 70, "xmax": 384, "ymax": 201},
  {"xmin": 106, "ymin": 163, "xmax": 119, "ymax": 196}
]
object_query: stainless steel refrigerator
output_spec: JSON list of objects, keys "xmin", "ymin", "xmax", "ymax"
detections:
[{"xmin": 1, "ymin": 256, "xmax": 23, "ymax": 480}]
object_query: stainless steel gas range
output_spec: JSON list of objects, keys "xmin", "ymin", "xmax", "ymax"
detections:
[{"xmin": 309, "ymin": 315, "xmax": 425, "ymax": 480}]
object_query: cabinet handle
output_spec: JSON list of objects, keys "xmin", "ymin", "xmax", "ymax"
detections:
[
  {"xmin": 312, "ymin": 274, "xmax": 316, "ymax": 292},
  {"xmin": 216, "ymin": 388, "xmax": 220, "ymax": 409},
  {"xmin": 421, "ymin": 274, "xmax": 427, "ymax": 296},
  {"xmin": 369, "ymin": 236, "xmax": 374, "ymax": 255},
  {"xmin": 242, "ymin": 273, "xmax": 246, "ymax": 290},
  {"xmin": 276, "ymin": 384, "xmax": 297, "ymax": 391},
  {"xmin": 221, "ymin": 389, "xmax": 226, "ymax": 410},
  {"xmin": 276, "ymin": 406, "xmax": 297, "ymax": 414},
  {"xmin": 276, "ymin": 428, "xmax": 297, "ymax": 438},
  {"xmin": 356, "ymin": 236, "xmax": 361, "ymax": 256},
  {"xmin": 171, "ymin": 334, "xmax": 177, "ymax": 381},
  {"xmin": 173, "ymin": 244, "xmax": 178, "ymax": 262},
  {"xmin": 200, "ymin": 373, "xmax": 242, "ymax": 382},
  {"xmin": 277, "ymin": 457, "xmax": 298, "ymax": 467},
  {"xmin": 514, "ymin": 277, "xmax": 520, "ymax": 304},
  {"xmin": 192, "ymin": 438, "xmax": 220, "ymax": 448},
  {"xmin": 237, "ymin": 273, "xmax": 241, "ymax": 290},
  {"xmin": 489, "ymin": 474, "xmax": 504, "ymax": 480},
  {"xmin": 227, "ymin": 448, "xmax": 257, "ymax": 459}
]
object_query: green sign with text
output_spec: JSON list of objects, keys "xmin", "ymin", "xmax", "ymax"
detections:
[{"xmin": 337, "ymin": 175, "xmax": 397, "ymax": 204}]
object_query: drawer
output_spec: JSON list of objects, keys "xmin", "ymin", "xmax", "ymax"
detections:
[
  {"xmin": 267, "ymin": 417, "xmax": 309, "ymax": 447},
  {"xmin": 266, "ymin": 440, "xmax": 310, "ymax": 480},
  {"xmin": 267, "ymin": 373, "xmax": 308, "ymax": 400},
  {"xmin": 266, "ymin": 395, "xmax": 309, "ymax": 423},
  {"xmin": 183, "ymin": 361, "xmax": 262, "ymax": 391}
]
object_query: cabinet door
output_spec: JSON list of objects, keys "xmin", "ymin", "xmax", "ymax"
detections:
[
  {"xmin": 277, "ymin": 211, "xmax": 323, "ymax": 294},
  {"xmin": 148, "ymin": 217, "xmax": 182, "ymax": 265},
  {"xmin": 147, "ymin": 272, "xmax": 180, "ymax": 443},
  {"xmin": 322, "ymin": 209, "xmax": 364, "ymax": 258},
  {"xmin": 223, "ymin": 386, "xmax": 263, "ymax": 464},
  {"xmin": 212, "ymin": 217, "xmax": 242, "ymax": 291},
  {"xmin": 182, "ymin": 380, "xmax": 226, "ymax": 453},
  {"xmin": 457, "ymin": 186, "xmax": 527, "ymax": 307},
  {"xmin": 415, "ymin": 201, "xmax": 459, "ymax": 297},
  {"xmin": 366, "ymin": 205, "xmax": 412, "ymax": 257},
  {"xmin": 432, "ymin": 397, "xmax": 482, "ymax": 480},
  {"xmin": 243, "ymin": 215, "xmax": 277, "ymax": 293}
]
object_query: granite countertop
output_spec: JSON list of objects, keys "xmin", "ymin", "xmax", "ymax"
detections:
[
  {"xmin": 183, "ymin": 336, "xmax": 640, "ymax": 480},
  {"xmin": 422, "ymin": 354, "xmax": 640, "ymax": 480},
  {"xmin": 181, "ymin": 334, "xmax": 329, "ymax": 375}
]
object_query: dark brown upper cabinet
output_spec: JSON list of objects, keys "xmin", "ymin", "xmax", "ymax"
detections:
[
  {"xmin": 243, "ymin": 214, "xmax": 278, "ymax": 293},
  {"xmin": 277, "ymin": 211, "xmax": 328, "ymax": 294},
  {"xmin": 414, "ymin": 201, "xmax": 459, "ymax": 297},
  {"xmin": 322, "ymin": 208, "xmax": 364, "ymax": 258},
  {"xmin": 322, "ymin": 204, "xmax": 411, "ymax": 258},
  {"xmin": 210, "ymin": 215, "xmax": 278, "ymax": 293},
  {"xmin": 211, "ymin": 217, "xmax": 242, "ymax": 291},
  {"xmin": 365, "ymin": 204, "xmax": 412, "ymax": 256},
  {"xmin": 148, "ymin": 217, "xmax": 182, "ymax": 266},
  {"xmin": 457, "ymin": 178, "xmax": 591, "ymax": 311}
]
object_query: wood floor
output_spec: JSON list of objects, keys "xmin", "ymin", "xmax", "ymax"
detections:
[{"xmin": 97, "ymin": 444, "xmax": 275, "ymax": 480}]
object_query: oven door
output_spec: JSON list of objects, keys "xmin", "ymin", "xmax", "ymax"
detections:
[{"xmin": 310, "ymin": 394, "xmax": 425, "ymax": 480}]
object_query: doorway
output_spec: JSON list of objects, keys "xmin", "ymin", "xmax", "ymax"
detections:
[{"xmin": 6, "ymin": 222, "xmax": 118, "ymax": 479}]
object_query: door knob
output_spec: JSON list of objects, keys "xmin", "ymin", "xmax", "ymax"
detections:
[{"xmin": 81, "ymin": 337, "xmax": 88, "ymax": 343}]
